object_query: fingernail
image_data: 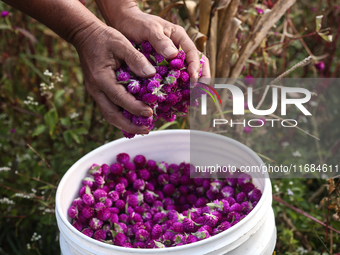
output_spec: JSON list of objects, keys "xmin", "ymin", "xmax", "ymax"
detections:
[
  {"xmin": 142, "ymin": 64, "xmax": 156, "ymax": 76},
  {"xmin": 141, "ymin": 110, "xmax": 153, "ymax": 117},
  {"xmin": 163, "ymin": 46, "xmax": 178, "ymax": 58},
  {"xmin": 138, "ymin": 130, "xmax": 149, "ymax": 135}
]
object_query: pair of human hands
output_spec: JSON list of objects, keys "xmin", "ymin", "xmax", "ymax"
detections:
[{"xmin": 75, "ymin": 6, "xmax": 210, "ymax": 135}]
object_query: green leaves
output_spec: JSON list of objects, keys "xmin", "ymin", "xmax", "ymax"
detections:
[
  {"xmin": 32, "ymin": 125, "xmax": 46, "ymax": 137},
  {"xmin": 63, "ymin": 128, "xmax": 88, "ymax": 146},
  {"xmin": 44, "ymin": 109, "xmax": 58, "ymax": 136},
  {"xmin": 315, "ymin": 15, "xmax": 333, "ymax": 42}
]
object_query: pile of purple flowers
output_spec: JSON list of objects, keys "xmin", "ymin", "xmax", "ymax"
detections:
[
  {"xmin": 68, "ymin": 153, "xmax": 262, "ymax": 248},
  {"xmin": 117, "ymin": 41, "xmax": 204, "ymax": 139}
]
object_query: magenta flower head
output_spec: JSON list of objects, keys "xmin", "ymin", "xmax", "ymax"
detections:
[
  {"xmin": 146, "ymin": 159, "xmax": 157, "ymax": 171},
  {"xmin": 163, "ymin": 183, "xmax": 175, "ymax": 196},
  {"xmin": 226, "ymin": 177, "xmax": 238, "ymax": 187},
  {"xmin": 107, "ymin": 190, "xmax": 119, "ymax": 202},
  {"xmin": 82, "ymin": 193, "xmax": 95, "ymax": 206},
  {"xmin": 186, "ymin": 234, "xmax": 198, "ymax": 244},
  {"xmin": 94, "ymin": 175, "xmax": 105, "ymax": 187},
  {"xmin": 133, "ymin": 242, "xmax": 146, "ymax": 248},
  {"xmin": 94, "ymin": 229, "xmax": 106, "ymax": 241},
  {"xmin": 135, "ymin": 229, "xmax": 150, "ymax": 242},
  {"xmin": 127, "ymin": 80, "xmax": 141, "ymax": 94},
  {"xmin": 151, "ymin": 224, "xmax": 162, "ymax": 239},
  {"xmin": 68, "ymin": 206, "xmax": 78, "ymax": 219},
  {"xmin": 81, "ymin": 205, "xmax": 94, "ymax": 218},
  {"xmin": 193, "ymin": 228, "xmax": 210, "ymax": 240},
  {"xmin": 172, "ymin": 222, "xmax": 184, "ymax": 233},
  {"xmin": 248, "ymin": 188, "xmax": 262, "ymax": 202},
  {"xmin": 1, "ymin": 11, "xmax": 9, "ymax": 18},
  {"xmin": 82, "ymin": 228, "xmax": 93, "ymax": 238},
  {"xmin": 153, "ymin": 212, "xmax": 167, "ymax": 224},
  {"xmin": 141, "ymin": 41, "xmax": 154, "ymax": 53},
  {"xmin": 93, "ymin": 189, "xmax": 107, "ymax": 201},
  {"xmin": 109, "ymin": 213, "xmax": 119, "ymax": 224},
  {"xmin": 169, "ymin": 58, "xmax": 184, "ymax": 70},
  {"xmin": 165, "ymin": 93, "xmax": 178, "ymax": 106},
  {"xmin": 243, "ymin": 126, "xmax": 252, "ymax": 133},
  {"xmin": 115, "ymin": 199, "xmax": 126, "ymax": 210},
  {"xmin": 110, "ymin": 163, "xmax": 123, "ymax": 176},
  {"xmin": 236, "ymin": 192, "xmax": 247, "ymax": 203},
  {"xmin": 114, "ymin": 232, "xmax": 127, "ymax": 246},
  {"xmin": 97, "ymin": 207, "xmax": 111, "ymax": 221},
  {"xmin": 142, "ymin": 93, "xmax": 158, "ymax": 104},
  {"xmin": 117, "ymin": 153, "xmax": 130, "ymax": 164},
  {"xmin": 226, "ymin": 211, "xmax": 241, "ymax": 223},
  {"xmin": 89, "ymin": 218, "xmax": 103, "ymax": 230},
  {"xmin": 156, "ymin": 65, "xmax": 168, "ymax": 77},
  {"xmin": 88, "ymin": 164, "xmax": 102, "ymax": 176},
  {"xmin": 127, "ymin": 194, "xmax": 139, "ymax": 208},
  {"xmin": 244, "ymin": 75, "xmax": 254, "ymax": 86},
  {"xmin": 221, "ymin": 186, "xmax": 235, "ymax": 198},
  {"xmin": 133, "ymin": 179, "xmax": 145, "ymax": 191},
  {"xmin": 238, "ymin": 173, "xmax": 252, "ymax": 185},
  {"xmin": 124, "ymin": 161, "xmax": 136, "ymax": 171},
  {"xmin": 314, "ymin": 61, "xmax": 325, "ymax": 71},
  {"xmin": 213, "ymin": 221, "xmax": 231, "ymax": 235},
  {"xmin": 210, "ymin": 180, "xmax": 223, "ymax": 194},
  {"xmin": 117, "ymin": 72, "xmax": 131, "ymax": 82},
  {"xmin": 203, "ymin": 213, "xmax": 219, "ymax": 228},
  {"xmin": 133, "ymin": 155, "xmax": 146, "ymax": 168},
  {"xmin": 242, "ymin": 182, "xmax": 255, "ymax": 194},
  {"xmin": 182, "ymin": 218, "xmax": 195, "ymax": 233}
]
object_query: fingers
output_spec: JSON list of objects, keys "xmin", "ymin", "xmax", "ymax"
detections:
[
  {"xmin": 92, "ymin": 90, "xmax": 150, "ymax": 134},
  {"xmin": 96, "ymin": 70, "xmax": 153, "ymax": 118},
  {"xmin": 115, "ymin": 36, "xmax": 156, "ymax": 77},
  {"xmin": 200, "ymin": 54, "xmax": 211, "ymax": 79},
  {"xmin": 146, "ymin": 26, "xmax": 179, "ymax": 59},
  {"xmin": 170, "ymin": 25, "xmax": 201, "ymax": 78}
]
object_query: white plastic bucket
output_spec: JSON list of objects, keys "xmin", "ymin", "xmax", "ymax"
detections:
[{"xmin": 56, "ymin": 130, "xmax": 276, "ymax": 255}]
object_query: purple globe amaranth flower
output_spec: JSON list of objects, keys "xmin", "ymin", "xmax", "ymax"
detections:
[
  {"xmin": 210, "ymin": 180, "xmax": 223, "ymax": 194},
  {"xmin": 94, "ymin": 202, "xmax": 105, "ymax": 212},
  {"xmin": 147, "ymin": 80, "xmax": 161, "ymax": 93},
  {"xmin": 115, "ymin": 199, "xmax": 126, "ymax": 210},
  {"xmin": 223, "ymin": 197, "xmax": 236, "ymax": 206},
  {"xmin": 145, "ymin": 182, "xmax": 154, "ymax": 191},
  {"xmin": 89, "ymin": 218, "xmax": 103, "ymax": 230},
  {"xmin": 126, "ymin": 170, "xmax": 137, "ymax": 184},
  {"xmin": 117, "ymin": 72, "xmax": 131, "ymax": 82},
  {"xmin": 82, "ymin": 193, "xmax": 95, "ymax": 206},
  {"xmin": 101, "ymin": 163, "xmax": 110, "ymax": 175},
  {"xmin": 202, "ymin": 179, "xmax": 210, "ymax": 190},
  {"xmin": 1, "ymin": 11, "xmax": 10, "ymax": 18},
  {"xmin": 114, "ymin": 222, "xmax": 128, "ymax": 234},
  {"xmin": 123, "ymin": 109, "xmax": 133, "ymax": 120},
  {"xmin": 94, "ymin": 175, "xmax": 104, "ymax": 187},
  {"xmin": 171, "ymin": 221, "xmax": 184, "ymax": 233},
  {"xmin": 179, "ymin": 71, "xmax": 190, "ymax": 83},
  {"xmin": 142, "ymin": 93, "xmax": 158, "ymax": 104},
  {"xmin": 133, "ymin": 155, "xmax": 146, "ymax": 168},
  {"xmin": 133, "ymin": 242, "xmax": 145, "ymax": 248},
  {"xmin": 168, "ymin": 172, "xmax": 181, "ymax": 186},
  {"xmin": 131, "ymin": 115, "xmax": 142, "ymax": 126},
  {"xmin": 195, "ymin": 197, "xmax": 208, "ymax": 208},
  {"xmin": 241, "ymin": 201, "xmax": 253, "ymax": 214},
  {"xmin": 72, "ymin": 197, "xmax": 84, "ymax": 209},
  {"xmin": 97, "ymin": 207, "xmax": 111, "ymax": 221},
  {"xmin": 158, "ymin": 173, "xmax": 169, "ymax": 185},
  {"xmin": 242, "ymin": 182, "xmax": 255, "ymax": 194},
  {"xmin": 88, "ymin": 164, "xmax": 102, "ymax": 176},
  {"xmin": 226, "ymin": 211, "xmax": 241, "ymax": 223},
  {"xmin": 182, "ymin": 218, "xmax": 195, "ymax": 233},
  {"xmin": 109, "ymin": 213, "xmax": 119, "ymax": 224},
  {"xmin": 213, "ymin": 221, "xmax": 231, "ymax": 235},
  {"xmin": 122, "ymin": 130, "xmax": 135, "ymax": 139},
  {"xmin": 135, "ymin": 229, "xmax": 150, "ymax": 242},
  {"xmin": 72, "ymin": 221, "xmax": 82, "ymax": 232},
  {"xmin": 248, "ymin": 188, "xmax": 262, "ymax": 202},
  {"xmin": 127, "ymin": 194, "xmax": 139, "ymax": 208},
  {"xmin": 244, "ymin": 75, "xmax": 254, "ymax": 86},
  {"xmin": 146, "ymin": 159, "xmax": 157, "ymax": 171},
  {"xmin": 226, "ymin": 177, "xmax": 238, "ymax": 187},
  {"xmin": 187, "ymin": 194, "xmax": 198, "ymax": 205},
  {"xmin": 131, "ymin": 212, "xmax": 143, "ymax": 222},
  {"xmin": 203, "ymin": 213, "xmax": 219, "ymax": 228},
  {"xmin": 153, "ymin": 212, "xmax": 167, "ymax": 224},
  {"xmin": 256, "ymin": 7, "xmax": 264, "ymax": 14},
  {"xmin": 109, "ymin": 207, "xmax": 120, "ymax": 214},
  {"xmin": 81, "ymin": 205, "xmax": 94, "ymax": 218},
  {"xmin": 144, "ymin": 190, "xmax": 157, "ymax": 204},
  {"xmin": 169, "ymin": 58, "xmax": 184, "ymax": 70},
  {"xmin": 221, "ymin": 186, "xmax": 235, "ymax": 198},
  {"xmin": 68, "ymin": 205, "xmax": 78, "ymax": 219},
  {"xmin": 180, "ymin": 175, "xmax": 192, "ymax": 186},
  {"xmin": 114, "ymin": 183, "xmax": 125, "ymax": 195},
  {"xmin": 133, "ymin": 179, "xmax": 145, "ymax": 191},
  {"xmin": 185, "ymin": 234, "xmax": 198, "ymax": 244},
  {"xmin": 93, "ymin": 189, "xmax": 107, "ymax": 202},
  {"xmin": 178, "ymin": 185, "xmax": 189, "ymax": 195},
  {"xmin": 123, "ymin": 242, "xmax": 133, "ymax": 248},
  {"xmin": 124, "ymin": 161, "xmax": 136, "ymax": 171},
  {"xmin": 117, "ymin": 153, "xmax": 130, "ymax": 164},
  {"xmin": 110, "ymin": 163, "xmax": 123, "ymax": 176},
  {"xmin": 82, "ymin": 228, "xmax": 93, "ymax": 237},
  {"xmin": 236, "ymin": 192, "xmax": 247, "ymax": 203},
  {"xmin": 141, "ymin": 41, "xmax": 153, "ymax": 53},
  {"xmin": 314, "ymin": 61, "xmax": 325, "ymax": 71},
  {"xmin": 238, "ymin": 173, "xmax": 252, "ymax": 186},
  {"xmin": 151, "ymin": 224, "xmax": 162, "ymax": 239},
  {"xmin": 127, "ymin": 80, "xmax": 141, "ymax": 94},
  {"xmin": 94, "ymin": 229, "xmax": 106, "ymax": 241},
  {"xmin": 156, "ymin": 65, "xmax": 168, "ymax": 77},
  {"xmin": 230, "ymin": 203, "xmax": 242, "ymax": 212},
  {"xmin": 165, "ymin": 93, "xmax": 178, "ymax": 106},
  {"xmin": 206, "ymin": 190, "xmax": 216, "ymax": 201},
  {"xmin": 107, "ymin": 190, "xmax": 119, "ymax": 202},
  {"xmin": 244, "ymin": 126, "xmax": 252, "ymax": 133},
  {"xmin": 114, "ymin": 232, "xmax": 127, "ymax": 246},
  {"xmin": 163, "ymin": 183, "xmax": 175, "ymax": 196}
]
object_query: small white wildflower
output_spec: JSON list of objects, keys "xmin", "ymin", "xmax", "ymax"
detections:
[
  {"xmin": 43, "ymin": 69, "xmax": 53, "ymax": 77},
  {"xmin": 287, "ymin": 188, "xmax": 294, "ymax": 196},
  {"xmin": 296, "ymin": 246, "xmax": 308, "ymax": 254},
  {"xmin": 8, "ymin": 162, "xmax": 12, "ymax": 167},
  {"xmin": 70, "ymin": 112, "xmax": 79, "ymax": 119},
  {"xmin": 0, "ymin": 113, "xmax": 7, "ymax": 119},
  {"xmin": 27, "ymin": 243, "xmax": 31, "ymax": 250},
  {"xmin": 15, "ymin": 170, "xmax": 18, "ymax": 174},
  {"xmin": 315, "ymin": 204, "xmax": 319, "ymax": 209},
  {"xmin": 27, "ymin": 96, "xmax": 33, "ymax": 100},
  {"xmin": 289, "ymin": 181, "xmax": 293, "ymax": 185},
  {"xmin": 292, "ymin": 151, "xmax": 302, "ymax": 157},
  {"xmin": 40, "ymin": 83, "xmax": 46, "ymax": 87},
  {"xmin": 321, "ymin": 173, "xmax": 328, "ymax": 180},
  {"xmin": 0, "ymin": 197, "xmax": 15, "ymax": 205},
  {"xmin": 23, "ymin": 121, "xmax": 30, "ymax": 126},
  {"xmin": 310, "ymin": 101, "xmax": 318, "ymax": 107},
  {"xmin": 281, "ymin": 141, "xmax": 289, "ymax": 148},
  {"xmin": 31, "ymin": 188, "xmax": 37, "ymax": 193},
  {"xmin": 274, "ymin": 184, "xmax": 279, "ymax": 192},
  {"xmin": 0, "ymin": 166, "xmax": 11, "ymax": 172}
]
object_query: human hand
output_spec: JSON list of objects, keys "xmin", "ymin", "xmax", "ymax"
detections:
[
  {"xmin": 95, "ymin": 2, "xmax": 210, "ymax": 79},
  {"xmin": 73, "ymin": 23, "xmax": 156, "ymax": 135}
]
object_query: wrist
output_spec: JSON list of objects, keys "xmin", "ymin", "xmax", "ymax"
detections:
[{"xmin": 95, "ymin": 0, "xmax": 141, "ymax": 30}]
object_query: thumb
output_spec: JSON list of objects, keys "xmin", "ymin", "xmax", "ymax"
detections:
[{"xmin": 117, "ymin": 37, "xmax": 156, "ymax": 77}]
